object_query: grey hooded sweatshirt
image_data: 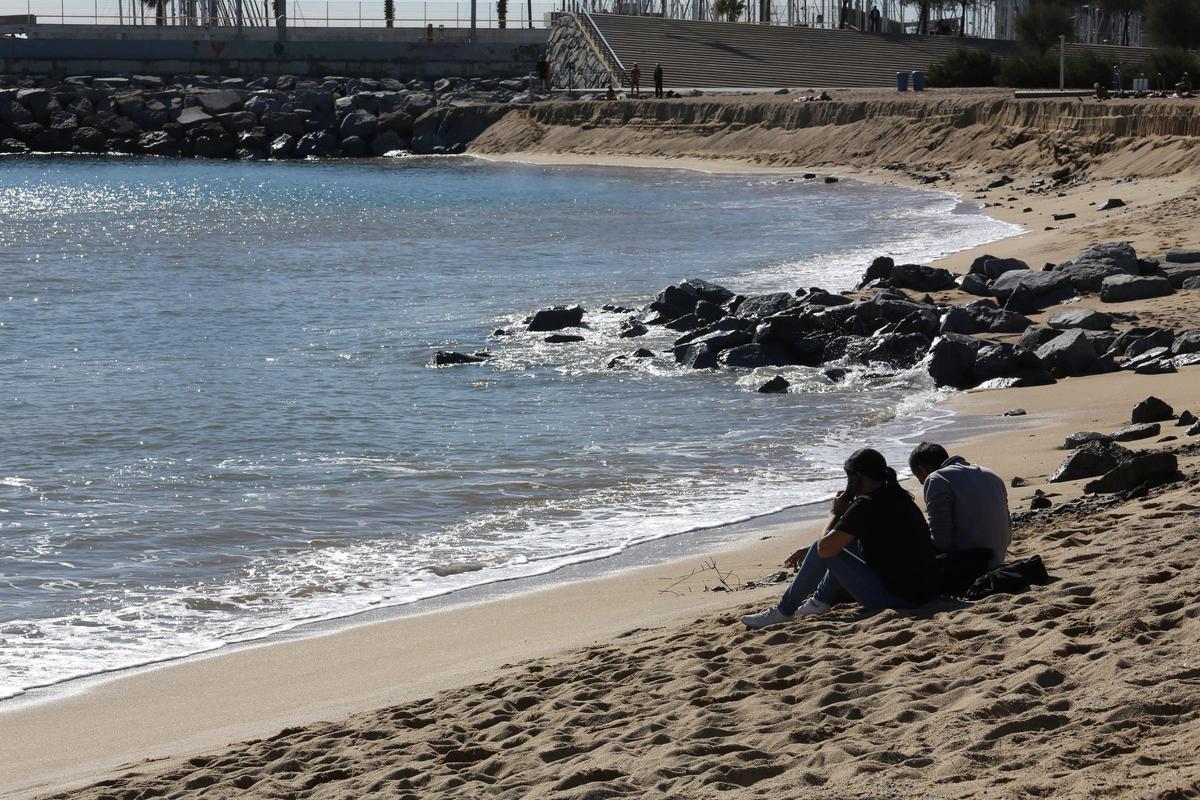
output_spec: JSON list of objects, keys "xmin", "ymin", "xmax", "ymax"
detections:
[{"xmin": 923, "ymin": 455, "xmax": 1011, "ymax": 568}]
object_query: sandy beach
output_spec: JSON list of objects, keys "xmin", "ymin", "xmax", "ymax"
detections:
[{"xmin": 5, "ymin": 88, "xmax": 1200, "ymax": 799}]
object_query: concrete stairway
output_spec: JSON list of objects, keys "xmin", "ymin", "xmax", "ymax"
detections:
[{"xmin": 586, "ymin": 13, "xmax": 1015, "ymax": 88}]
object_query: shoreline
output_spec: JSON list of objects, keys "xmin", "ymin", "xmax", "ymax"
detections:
[
  {"xmin": 0, "ymin": 149, "xmax": 1030, "ymax": 800},
  {"xmin": 7, "ymin": 95, "xmax": 1200, "ymax": 798},
  {"xmin": 0, "ymin": 153, "xmax": 1011, "ymax": 708}
]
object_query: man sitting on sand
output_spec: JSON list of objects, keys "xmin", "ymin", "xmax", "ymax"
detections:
[
  {"xmin": 741, "ymin": 448, "xmax": 939, "ymax": 628},
  {"xmin": 909, "ymin": 442, "xmax": 1010, "ymax": 593}
]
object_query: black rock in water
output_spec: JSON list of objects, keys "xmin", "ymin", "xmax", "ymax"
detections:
[
  {"xmin": 432, "ymin": 351, "xmax": 488, "ymax": 366},
  {"xmin": 543, "ymin": 334, "xmax": 584, "ymax": 344},
  {"xmin": 618, "ymin": 318, "xmax": 649, "ymax": 338},
  {"xmin": 527, "ymin": 305, "xmax": 585, "ymax": 332},
  {"xmin": 757, "ymin": 375, "xmax": 790, "ymax": 394}
]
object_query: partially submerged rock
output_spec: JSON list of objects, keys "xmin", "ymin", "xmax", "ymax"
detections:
[{"xmin": 528, "ymin": 305, "xmax": 585, "ymax": 332}]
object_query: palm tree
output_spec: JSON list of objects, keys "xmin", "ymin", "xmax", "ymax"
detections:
[
  {"xmin": 714, "ymin": 0, "xmax": 746, "ymax": 21},
  {"xmin": 384, "ymin": 0, "xmax": 394, "ymax": 26},
  {"xmin": 139, "ymin": 0, "xmax": 166, "ymax": 25},
  {"xmin": 497, "ymin": 0, "xmax": 508, "ymax": 28}
]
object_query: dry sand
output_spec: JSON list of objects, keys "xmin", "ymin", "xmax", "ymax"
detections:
[{"xmin": 5, "ymin": 89, "xmax": 1200, "ymax": 800}]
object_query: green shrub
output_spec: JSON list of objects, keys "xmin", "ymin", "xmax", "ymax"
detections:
[
  {"xmin": 998, "ymin": 48, "xmax": 1132, "ymax": 89},
  {"xmin": 927, "ymin": 47, "xmax": 1000, "ymax": 87},
  {"xmin": 1146, "ymin": 47, "xmax": 1200, "ymax": 86}
]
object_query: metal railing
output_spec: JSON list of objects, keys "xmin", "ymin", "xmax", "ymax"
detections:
[
  {"xmin": 2, "ymin": 0, "xmax": 557, "ymax": 27},
  {"xmin": 580, "ymin": 9, "xmax": 624, "ymax": 82}
]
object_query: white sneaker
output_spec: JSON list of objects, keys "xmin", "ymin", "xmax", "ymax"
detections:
[
  {"xmin": 740, "ymin": 605, "xmax": 792, "ymax": 629},
  {"xmin": 793, "ymin": 596, "xmax": 832, "ymax": 617}
]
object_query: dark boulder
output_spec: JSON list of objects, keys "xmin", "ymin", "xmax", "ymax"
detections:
[
  {"xmin": 1164, "ymin": 248, "xmax": 1200, "ymax": 264},
  {"xmin": 972, "ymin": 343, "xmax": 1049, "ymax": 384},
  {"xmin": 370, "ymin": 129, "xmax": 406, "ymax": 156},
  {"xmin": 1111, "ymin": 422, "xmax": 1161, "ymax": 442},
  {"xmin": 1161, "ymin": 263, "xmax": 1200, "ymax": 288},
  {"xmin": 1131, "ymin": 395, "xmax": 1173, "ymax": 423},
  {"xmin": 194, "ymin": 89, "xmax": 244, "ymax": 115},
  {"xmin": 1084, "ymin": 452, "xmax": 1179, "ymax": 494},
  {"xmin": 1100, "ymin": 274, "xmax": 1174, "ymax": 303},
  {"xmin": 1169, "ymin": 330, "xmax": 1200, "ymax": 355},
  {"xmin": 1063, "ymin": 431, "xmax": 1111, "ymax": 449},
  {"xmin": 216, "ymin": 111, "xmax": 258, "ymax": 133},
  {"xmin": 138, "ymin": 130, "xmax": 176, "ymax": 155},
  {"xmin": 856, "ymin": 256, "xmax": 894, "ymax": 289},
  {"xmin": 887, "ymin": 263, "xmax": 956, "ymax": 292},
  {"xmin": 958, "ymin": 273, "xmax": 991, "ymax": 297},
  {"xmin": 757, "ymin": 375, "xmax": 790, "ymax": 394},
  {"xmin": 1048, "ymin": 439, "xmax": 1132, "ymax": 482},
  {"xmin": 1177, "ymin": 410, "xmax": 1197, "ymax": 427},
  {"xmin": 969, "ymin": 256, "xmax": 1029, "ymax": 280},
  {"xmin": 527, "ymin": 305, "xmax": 585, "ymax": 331},
  {"xmin": 1118, "ymin": 328, "xmax": 1175, "ymax": 358},
  {"xmin": 991, "ymin": 269, "xmax": 1075, "ymax": 308},
  {"xmin": 339, "ymin": 108, "xmax": 378, "ymax": 140},
  {"xmin": 939, "ymin": 305, "xmax": 1031, "ymax": 335},
  {"xmin": 261, "ymin": 111, "xmax": 305, "ymax": 138},
  {"xmin": 720, "ymin": 343, "xmax": 795, "ymax": 368},
  {"xmin": 70, "ymin": 126, "xmax": 106, "ymax": 152},
  {"xmin": 1098, "ymin": 198, "xmax": 1126, "ymax": 211},
  {"xmin": 677, "ymin": 318, "xmax": 756, "ymax": 348},
  {"xmin": 338, "ymin": 136, "xmax": 367, "ymax": 157},
  {"xmin": 647, "ymin": 278, "xmax": 734, "ymax": 322},
  {"xmin": 544, "ymin": 334, "xmax": 584, "ymax": 343},
  {"xmin": 735, "ymin": 292, "xmax": 800, "ymax": 318},
  {"xmin": 926, "ymin": 333, "xmax": 987, "ymax": 389},
  {"xmin": 269, "ymin": 133, "xmax": 297, "ymax": 159},
  {"xmin": 618, "ymin": 318, "xmax": 649, "ymax": 338},
  {"xmin": 294, "ymin": 130, "xmax": 338, "ymax": 158},
  {"xmin": 863, "ymin": 333, "xmax": 931, "ymax": 368},
  {"xmin": 675, "ymin": 341, "xmax": 719, "ymax": 369},
  {"xmin": 1035, "ymin": 330, "xmax": 1102, "ymax": 377},
  {"xmin": 432, "ymin": 351, "xmax": 488, "ymax": 366},
  {"xmin": 1055, "ymin": 242, "xmax": 1138, "ymax": 292},
  {"xmin": 805, "ymin": 291, "xmax": 852, "ymax": 307},
  {"xmin": 1048, "ymin": 308, "xmax": 1112, "ymax": 331},
  {"xmin": 1019, "ymin": 324, "xmax": 1063, "ymax": 351},
  {"xmin": 674, "ymin": 328, "xmax": 753, "ymax": 360}
]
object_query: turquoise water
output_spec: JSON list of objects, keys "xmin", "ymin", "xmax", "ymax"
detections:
[{"xmin": 0, "ymin": 155, "xmax": 1018, "ymax": 696}]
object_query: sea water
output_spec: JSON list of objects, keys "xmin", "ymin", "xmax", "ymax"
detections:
[{"xmin": 0, "ymin": 155, "xmax": 1019, "ymax": 697}]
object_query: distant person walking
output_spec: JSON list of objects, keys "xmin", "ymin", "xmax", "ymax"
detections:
[
  {"xmin": 630, "ymin": 63, "xmax": 641, "ymax": 98},
  {"xmin": 869, "ymin": 4, "xmax": 881, "ymax": 31},
  {"xmin": 654, "ymin": 63, "xmax": 664, "ymax": 98}
]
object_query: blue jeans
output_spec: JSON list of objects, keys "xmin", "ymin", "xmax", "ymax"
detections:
[{"xmin": 778, "ymin": 540, "xmax": 911, "ymax": 614}]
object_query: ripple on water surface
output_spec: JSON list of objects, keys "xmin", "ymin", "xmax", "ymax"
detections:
[{"xmin": 0, "ymin": 156, "xmax": 1020, "ymax": 691}]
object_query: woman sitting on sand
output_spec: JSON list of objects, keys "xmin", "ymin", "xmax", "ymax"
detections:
[{"xmin": 741, "ymin": 448, "xmax": 939, "ymax": 629}]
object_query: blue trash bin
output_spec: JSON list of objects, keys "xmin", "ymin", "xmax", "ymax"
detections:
[
  {"xmin": 896, "ymin": 71, "xmax": 910, "ymax": 92},
  {"xmin": 912, "ymin": 70, "xmax": 926, "ymax": 91}
]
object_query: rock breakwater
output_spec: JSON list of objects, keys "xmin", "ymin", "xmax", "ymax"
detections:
[
  {"xmin": 437, "ymin": 242, "xmax": 1200, "ymax": 400},
  {"xmin": 0, "ymin": 73, "xmax": 548, "ymax": 159}
]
